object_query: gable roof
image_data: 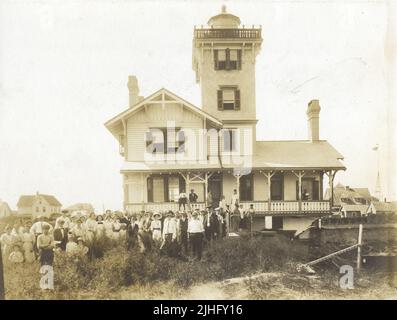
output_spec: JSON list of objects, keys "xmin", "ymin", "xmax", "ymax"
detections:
[
  {"xmin": 17, "ymin": 194, "xmax": 62, "ymax": 207},
  {"xmin": 371, "ymin": 201, "xmax": 397, "ymax": 213},
  {"xmin": 105, "ymin": 88, "xmax": 223, "ymax": 131},
  {"xmin": 0, "ymin": 201, "xmax": 12, "ymax": 217},
  {"xmin": 248, "ymin": 140, "xmax": 345, "ymax": 169},
  {"xmin": 341, "ymin": 204, "xmax": 369, "ymax": 215},
  {"xmin": 325, "ymin": 185, "xmax": 375, "ymax": 205}
]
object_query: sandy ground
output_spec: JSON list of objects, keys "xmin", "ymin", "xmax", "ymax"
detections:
[{"xmin": 114, "ymin": 271, "xmax": 397, "ymax": 300}]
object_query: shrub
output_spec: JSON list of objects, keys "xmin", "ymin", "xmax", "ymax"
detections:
[{"xmin": 3, "ymin": 234, "xmax": 311, "ymax": 299}]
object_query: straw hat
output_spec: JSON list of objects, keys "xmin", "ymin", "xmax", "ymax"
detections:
[{"xmin": 153, "ymin": 212, "xmax": 162, "ymax": 219}]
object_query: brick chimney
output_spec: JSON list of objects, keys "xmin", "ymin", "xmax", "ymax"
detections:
[
  {"xmin": 127, "ymin": 75, "xmax": 140, "ymax": 107},
  {"xmin": 307, "ymin": 99, "xmax": 321, "ymax": 141}
]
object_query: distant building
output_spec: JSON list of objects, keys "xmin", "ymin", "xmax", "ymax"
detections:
[
  {"xmin": 325, "ymin": 183, "xmax": 377, "ymax": 208},
  {"xmin": 340, "ymin": 204, "xmax": 369, "ymax": 218},
  {"xmin": 367, "ymin": 202, "xmax": 397, "ymax": 215},
  {"xmin": 65, "ymin": 203, "xmax": 95, "ymax": 216},
  {"xmin": 17, "ymin": 192, "xmax": 62, "ymax": 217},
  {"xmin": 0, "ymin": 200, "xmax": 12, "ymax": 218}
]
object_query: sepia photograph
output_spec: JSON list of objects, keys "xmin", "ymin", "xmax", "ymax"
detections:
[{"xmin": 0, "ymin": 0, "xmax": 396, "ymax": 303}]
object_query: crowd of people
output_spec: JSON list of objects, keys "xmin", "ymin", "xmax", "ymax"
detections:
[{"xmin": 0, "ymin": 189, "xmax": 256, "ymax": 268}]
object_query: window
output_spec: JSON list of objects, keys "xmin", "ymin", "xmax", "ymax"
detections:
[
  {"xmin": 296, "ymin": 178, "xmax": 320, "ymax": 200},
  {"xmin": 214, "ymin": 49, "xmax": 242, "ymax": 70},
  {"xmin": 271, "ymin": 173, "xmax": 284, "ymax": 200},
  {"xmin": 239, "ymin": 174, "xmax": 253, "ymax": 201},
  {"xmin": 168, "ymin": 176, "xmax": 180, "ymax": 202},
  {"xmin": 222, "ymin": 129, "xmax": 237, "ymax": 152},
  {"xmin": 354, "ymin": 197, "xmax": 367, "ymax": 205},
  {"xmin": 145, "ymin": 128, "xmax": 184, "ymax": 154},
  {"xmin": 147, "ymin": 174, "xmax": 186, "ymax": 203},
  {"xmin": 217, "ymin": 87, "xmax": 240, "ymax": 110},
  {"xmin": 147, "ymin": 176, "xmax": 166, "ymax": 203}
]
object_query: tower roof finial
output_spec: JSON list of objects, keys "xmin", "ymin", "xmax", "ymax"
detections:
[{"xmin": 221, "ymin": 5, "xmax": 227, "ymax": 13}]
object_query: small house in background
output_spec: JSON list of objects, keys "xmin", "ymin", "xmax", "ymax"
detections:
[
  {"xmin": 65, "ymin": 203, "xmax": 95, "ymax": 216},
  {"xmin": 325, "ymin": 183, "xmax": 377, "ymax": 208},
  {"xmin": 17, "ymin": 192, "xmax": 62, "ymax": 217},
  {"xmin": 0, "ymin": 200, "xmax": 12, "ymax": 218},
  {"xmin": 340, "ymin": 204, "xmax": 369, "ymax": 218},
  {"xmin": 367, "ymin": 202, "xmax": 397, "ymax": 215}
]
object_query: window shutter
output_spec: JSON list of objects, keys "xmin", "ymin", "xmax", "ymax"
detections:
[
  {"xmin": 217, "ymin": 90, "xmax": 223, "ymax": 110},
  {"xmin": 235, "ymin": 89, "xmax": 240, "ymax": 110},
  {"xmin": 225, "ymin": 48, "xmax": 230, "ymax": 70},
  {"xmin": 177, "ymin": 130, "xmax": 185, "ymax": 153},
  {"xmin": 145, "ymin": 131, "xmax": 154, "ymax": 153},
  {"xmin": 313, "ymin": 180, "xmax": 319, "ymax": 201},
  {"xmin": 237, "ymin": 50, "xmax": 242, "ymax": 69},
  {"xmin": 147, "ymin": 177, "xmax": 153, "ymax": 202},
  {"xmin": 214, "ymin": 50, "xmax": 219, "ymax": 70},
  {"xmin": 164, "ymin": 176, "xmax": 169, "ymax": 202},
  {"xmin": 179, "ymin": 175, "xmax": 186, "ymax": 193}
]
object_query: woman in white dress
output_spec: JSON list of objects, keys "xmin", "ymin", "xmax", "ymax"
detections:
[
  {"xmin": 96, "ymin": 214, "xmax": 106, "ymax": 237},
  {"xmin": 112, "ymin": 217, "xmax": 122, "ymax": 241},
  {"xmin": 103, "ymin": 215, "xmax": 114, "ymax": 239},
  {"xmin": 0, "ymin": 225, "xmax": 13, "ymax": 258},
  {"xmin": 84, "ymin": 212, "xmax": 98, "ymax": 243},
  {"xmin": 150, "ymin": 212, "xmax": 162, "ymax": 243},
  {"xmin": 20, "ymin": 227, "xmax": 35, "ymax": 263}
]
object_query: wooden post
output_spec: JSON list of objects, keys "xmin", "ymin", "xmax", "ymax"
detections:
[
  {"xmin": 298, "ymin": 171, "xmax": 302, "ymax": 213},
  {"xmin": 267, "ymin": 173, "xmax": 271, "ymax": 212},
  {"xmin": 357, "ymin": 224, "xmax": 363, "ymax": 273},
  {"xmin": 0, "ymin": 244, "xmax": 5, "ymax": 300},
  {"xmin": 236, "ymin": 174, "xmax": 240, "ymax": 200},
  {"xmin": 260, "ymin": 171, "xmax": 275, "ymax": 213}
]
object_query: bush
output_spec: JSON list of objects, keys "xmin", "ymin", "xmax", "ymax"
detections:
[{"xmin": 3, "ymin": 234, "xmax": 310, "ymax": 299}]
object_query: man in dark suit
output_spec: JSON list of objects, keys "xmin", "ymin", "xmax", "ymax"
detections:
[{"xmin": 53, "ymin": 219, "xmax": 68, "ymax": 251}]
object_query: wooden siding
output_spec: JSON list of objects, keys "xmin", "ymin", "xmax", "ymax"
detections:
[{"xmin": 126, "ymin": 103, "xmax": 205, "ymax": 162}]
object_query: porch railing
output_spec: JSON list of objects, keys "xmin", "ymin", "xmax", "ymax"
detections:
[
  {"xmin": 194, "ymin": 28, "xmax": 262, "ymax": 40},
  {"xmin": 125, "ymin": 200, "xmax": 330, "ymax": 215}
]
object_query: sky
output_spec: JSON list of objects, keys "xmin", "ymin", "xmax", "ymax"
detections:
[{"xmin": 0, "ymin": 0, "xmax": 396, "ymax": 211}]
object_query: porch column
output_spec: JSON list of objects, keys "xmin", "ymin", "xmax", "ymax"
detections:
[
  {"xmin": 293, "ymin": 171, "xmax": 305, "ymax": 213},
  {"xmin": 260, "ymin": 171, "xmax": 275, "ymax": 212},
  {"xmin": 324, "ymin": 170, "xmax": 336, "ymax": 211},
  {"xmin": 204, "ymin": 172, "xmax": 214, "ymax": 206},
  {"xmin": 180, "ymin": 172, "xmax": 191, "ymax": 210}
]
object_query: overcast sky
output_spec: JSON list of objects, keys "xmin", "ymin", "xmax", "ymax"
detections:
[{"xmin": 0, "ymin": 0, "xmax": 396, "ymax": 211}]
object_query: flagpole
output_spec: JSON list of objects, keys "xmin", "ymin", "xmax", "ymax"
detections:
[{"xmin": 373, "ymin": 144, "xmax": 381, "ymax": 201}]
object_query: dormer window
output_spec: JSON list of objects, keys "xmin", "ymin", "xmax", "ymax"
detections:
[
  {"xmin": 214, "ymin": 49, "xmax": 241, "ymax": 70},
  {"xmin": 217, "ymin": 87, "xmax": 240, "ymax": 110}
]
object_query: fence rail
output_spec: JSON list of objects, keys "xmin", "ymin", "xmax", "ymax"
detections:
[{"xmin": 125, "ymin": 200, "xmax": 330, "ymax": 214}]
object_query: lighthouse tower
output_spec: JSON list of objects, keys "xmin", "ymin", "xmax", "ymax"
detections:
[{"xmin": 192, "ymin": 6, "xmax": 263, "ymax": 138}]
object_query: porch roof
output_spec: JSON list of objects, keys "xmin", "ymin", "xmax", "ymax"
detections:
[
  {"xmin": 250, "ymin": 140, "xmax": 345, "ymax": 170},
  {"xmin": 120, "ymin": 160, "xmax": 222, "ymax": 173}
]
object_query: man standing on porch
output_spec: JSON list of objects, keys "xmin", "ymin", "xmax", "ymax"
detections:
[
  {"xmin": 231, "ymin": 189, "xmax": 239, "ymax": 207},
  {"xmin": 189, "ymin": 189, "xmax": 198, "ymax": 203},
  {"xmin": 178, "ymin": 190, "xmax": 188, "ymax": 211}
]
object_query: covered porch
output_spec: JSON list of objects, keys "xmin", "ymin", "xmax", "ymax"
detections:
[{"xmin": 123, "ymin": 168, "xmax": 337, "ymax": 216}]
